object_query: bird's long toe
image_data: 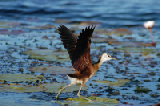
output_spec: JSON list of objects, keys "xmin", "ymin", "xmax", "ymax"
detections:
[{"xmin": 77, "ymin": 92, "xmax": 81, "ymax": 97}]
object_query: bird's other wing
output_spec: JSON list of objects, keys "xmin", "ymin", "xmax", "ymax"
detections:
[
  {"xmin": 58, "ymin": 25, "xmax": 77, "ymax": 59},
  {"xmin": 71, "ymin": 25, "xmax": 96, "ymax": 74}
]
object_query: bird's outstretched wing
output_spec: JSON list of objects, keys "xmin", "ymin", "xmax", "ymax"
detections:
[
  {"xmin": 58, "ymin": 25, "xmax": 77, "ymax": 59},
  {"xmin": 71, "ymin": 25, "xmax": 96, "ymax": 74}
]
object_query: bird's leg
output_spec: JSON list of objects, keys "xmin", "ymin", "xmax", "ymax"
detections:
[
  {"xmin": 56, "ymin": 83, "xmax": 72, "ymax": 100},
  {"xmin": 77, "ymin": 85, "xmax": 83, "ymax": 97},
  {"xmin": 148, "ymin": 28, "xmax": 153, "ymax": 42},
  {"xmin": 77, "ymin": 83, "xmax": 93, "ymax": 102}
]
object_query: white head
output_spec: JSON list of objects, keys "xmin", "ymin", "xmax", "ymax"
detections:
[
  {"xmin": 144, "ymin": 21, "xmax": 155, "ymax": 29},
  {"xmin": 99, "ymin": 53, "xmax": 117, "ymax": 65}
]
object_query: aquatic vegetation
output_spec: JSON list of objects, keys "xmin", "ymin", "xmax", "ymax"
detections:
[
  {"xmin": 28, "ymin": 66, "xmax": 74, "ymax": 74},
  {"xmin": 65, "ymin": 96, "xmax": 119, "ymax": 104},
  {"xmin": 92, "ymin": 78, "xmax": 130, "ymax": 87},
  {"xmin": 134, "ymin": 86, "xmax": 151, "ymax": 93},
  {"xmin": 23, "ymin": 49, "xmax": 70, "ymax": 62},
  {"xmin": 0, "ymin": 1, "xmax": 159, "ymax": 105},
  {"xmin": 0, "ymin": 74, "xmax": 44, "ymax": 82}
]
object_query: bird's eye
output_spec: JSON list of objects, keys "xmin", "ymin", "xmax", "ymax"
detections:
[{"xmin": 108, "ymin": 55, "xmax": 111, "ymax": 58}]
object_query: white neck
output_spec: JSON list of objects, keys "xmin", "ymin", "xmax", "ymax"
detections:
[
  {"xmin": 99, "ymin": 58, "xmax": 106, "ymax": 65},
  {"xmin": 99, "ymin": 56, "xmax": 112, "ymax": 65}
]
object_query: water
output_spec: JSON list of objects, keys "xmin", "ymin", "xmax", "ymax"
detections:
[
  {"xmin": 0, "ymin": 0, "xmax": 160, "ymax": 28},
  {"xmin": 0, "ymin": 0, "xmax": 160, "ymax": 106}
]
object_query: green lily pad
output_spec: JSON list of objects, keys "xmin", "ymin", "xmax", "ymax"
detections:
[
  {"xmin": 28, "ymin": 66, "xmax": 75, "ymax": 74},
  {"xmin": 60, "ymin": 101, "xmax": 117, "ymax": 106},
  {"xmin": 0, "ymin": 96, "xmax": 54, "ymax": 106},
  {"xmin": 0, "ymin": 29, "xmax": 25, "ymax": 35},
  {"xmin": 91, "ymin": 37, "xmax": 116, "ymax": 43},
  {"xmin": 65, "ymin": 96, "xmax": 119, "ymax": 104},
  {"xmin": 0, "ymin": 74, "xmax": 44, "ymax": 82},
  {"xmin": 0, "ymin": 82, "xmax": 88, "ymax": 93},
  {"xmin": 93, "ymin": 79, "xmax": 130, "ymax": 87},
  {"xmin": 80, "ymin": 21, "xmax": 101, "ymax": 26},
  {"xmin": 94, "ymin": 28, "xmax": 132, "ymax": 36},
  {"xmin": 110, "ymin": 47, "xmax": 157, "ymax": 56},
  {"xmin": 106, "ymin": 41, "xmax": 154, "ymax": 46},
  {"xmin": 23, "ymin": 49, "xmax": 70, "ymax": 62},
  {"xmin": 54, "ymin": 19, "xmax": 71, "ymax": 23},
  {"xmin": 42, "ymin": 82, "xmax": 88, "ymax": 93},
  {"xmin": 28, "ymin": 24, "xmax": 56, "ymax": 29},
  {"xmin": 0, "ymin": 83, "xmax": 45, "ymax": 93},
  {"xmin": 0, "ymin": 21, "xmax": 20, "ymax": 28}
]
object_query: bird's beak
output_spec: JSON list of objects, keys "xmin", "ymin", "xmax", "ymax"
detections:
[{"xmin": 112, "ymin": 58, "xmax": 117, "ymax": 60}]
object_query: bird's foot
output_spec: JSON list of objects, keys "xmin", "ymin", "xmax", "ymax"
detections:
[
  {"xmin": 84, "ymin": 98, "xmax": 93, "ymax": 102},
  {"xmin": 152, "ymin": 42, "xmax": 156, "ymax": 46},
  {"xmin": 77, "ymin": 92, "xmax": 81, "ymax": 97},
  {"xmin": 77, "ymin": 93, "xmax": 93, "ymax": 102},
  {"xmin": 56, "ymin": 92, "xmax": 60, "ymax": 100},
  {"xmin": 56, "ymin": 88, "xmax": 64, "ymax": 100}
]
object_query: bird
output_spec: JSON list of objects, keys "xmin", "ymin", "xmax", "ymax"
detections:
[
  {"xmin": 144, "ymin": 21, "xmax": 156, "ymax": 46},
  {"xmin": 56, "ymin": 25, "xmax": 117, "ymax": 100}
]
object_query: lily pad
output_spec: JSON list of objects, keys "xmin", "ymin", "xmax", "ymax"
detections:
[
  {"xmin": 0, "ymin": 29, "xmax": 25, "ymax": 35},
  {"xmin": 0, "ymin": 74, "xmax": 44, "ymax": 82},
  {"xmin": 65, "ymin": 96, "xmax": 119, "ymax": 104},
  {"xmin": 54, "ymin": 19, "xmax": 71, "ymax": 23},
  {"xmin": 80, "ymin": 21, "xmax": 101, "ymax": 26},
  {"xmin": 91, "ymin": 37, "xmax": 116, "ymax": 43},
  {"xmin": 0, "ymin": 83, "xmax": 45, "ymax": 93},
  {"xmin": 94, "ymin": 28, "xmax": 132, "ymax": 36},
  {"xmin": 42, "ymin": 82, "xmax": 88, "ymax": 93},
  {"xmin": 93, "ymin": 79, "xmax": 130, "ymax": 87},
  {"xmin": 110, "ymin": 47, "xmax": 157, "ymax": 56},
  {"xmin": 0, "ymin": 82, "xmax": 88, "ymax": 93},
  {"xmin": 29, "ymin": 24, "xmax": 56, "ymax": 29},
  {"xmin": 106, "ymin": 41, "xmax": 154, "ymax": 46},
  {"xmin": 0, "ymin": 96, "xmax": 54, "ymax": 106},
  {"xmin": 23, "ymin": 49, "xmax": 70, "ymax": 62},
  {"xmin": 0, "ymin": 21, "xmax": 20, "ymax": 28},
  {"xmin": 61, "ymin": 101, "xmax": 117, "ymax": 106},
  {"xmin": 28, "ymin": 66, "xmax": 75, "ymax": 74}
]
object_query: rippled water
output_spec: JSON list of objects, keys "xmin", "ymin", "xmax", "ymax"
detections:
[
  {"xmin": 0, "ymin": 0, "xmax": 160, "ymax": 28},
  {"xmin": 0, "ymin": 0, "xmax": 160, "ymax": 106}
]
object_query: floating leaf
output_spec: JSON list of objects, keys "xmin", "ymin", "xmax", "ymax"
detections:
[
  {"xmin": 42, "ymin": 82, "xmax": 88, "ymax": 93},
  {"xmin": 54, "ymin": 19, "xmax": 71, "ymax": 23},
  {"xmin": 32, "ymin": 25, "xmax": 56, "ymax": 29},
  {"xmin": 107, "ymin": 41, "xmax": 154, "ymax": 46},
  {"xmin": 23, "ymin": 49, "xmax": 70, "ymax": 62},
  {"xmin": 93, "ymin": 79, "xmax": 130, "ymax": 87},
  {"xmin": 65, "ymin": 96, "xmax": 119, "ymax": 104},
  {"xmin": 0, "ymin": 74, "xmax": 44, "ymax": 82},
  {"xmin": 0, "ymin": 96, "xmax": 54, "ymax": 106},
  {"xmin": 110, "ymin": 47, "xmax": 157, "ymax": 56},
  {"xmin": 91, "ymin": 37, "xmax": 116, "ymax": 43},
  {"xmin": 110, "ymin": 29, "xmax": 132, "ymax": 35},
  {"xmin": 0, "ymin": 84, "xmax": 45, "ymax": 93},
  {"xmin": 80, "ymin": 21, "xmax": 101, "ymax": 26},
  {"xmin": 0, "ymin": 21, "xmax": 20, "ymax": 28},
  {"xmin": 0, "ymin": 82, "xmax": 87, "ymax": 93},
  {"xmin": 94, "ymin": 28, "xmax": 132, "ymax": 36},
  {"xmin": 28, "ymin": 66, "xmax": 75, "ymax": 74},
  {"xmin": 0, "ymin": 29, "xmax": 25, "ymax": 35}
]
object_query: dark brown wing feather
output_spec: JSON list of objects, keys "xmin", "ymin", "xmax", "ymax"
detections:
[
  {"xmin": 71, "ymin": 25, "xmax": 96, "ymax": 74},
  {"xmin": 58, "ymin": 25, "xmax": 77, "ymax": 59}
]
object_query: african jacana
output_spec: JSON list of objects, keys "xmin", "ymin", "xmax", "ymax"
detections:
[{"xmin": 56, "ymin": 25, "xmax": 117, "ymax": 99}]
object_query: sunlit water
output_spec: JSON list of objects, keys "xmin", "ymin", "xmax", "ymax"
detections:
[{"xmin": 0, "ymin": 0, "xmax": 160, "ymax": 106}]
